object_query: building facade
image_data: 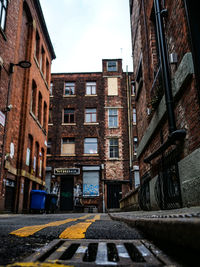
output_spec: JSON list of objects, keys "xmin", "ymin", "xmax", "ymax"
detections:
[
  {"xmin": 130, "ymin": 0, "xmax": 200, "ymax": 209},
  {"xmin": 46, "ymin": 59, "xmax": 134, "ymax": 212},
  {"xmin": 0, "ymin": 0, "xmax": 55, "ymax": 212}
]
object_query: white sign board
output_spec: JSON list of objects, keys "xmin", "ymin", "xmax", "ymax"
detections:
[{"xmin": 0, "ymin": 111, "xmax": 5, "ymax": 127}]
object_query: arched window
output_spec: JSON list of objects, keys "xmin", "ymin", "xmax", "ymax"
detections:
[
  {"xmin": 31, "ymin": 80, "xmax": 37, "ymax": 115},
  {"xmin": 43, "ymin": 101, "xmax": 47, "ymax": 129},
  {"xmin": 38, "ymin": 91, "xmax": 42, "ymax": 124}
]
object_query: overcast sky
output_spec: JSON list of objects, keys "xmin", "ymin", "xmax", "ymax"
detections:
[{"xmin": 40, "ymin": 0, "xmax": 133, "ymax": 73}]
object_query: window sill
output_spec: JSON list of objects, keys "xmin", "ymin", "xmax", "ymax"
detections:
[
  {"xmin": 83, "ymin": 154, "xmax": 99, "ymax": 156},
  {"xmin": 63, "ymin": 95, "xmax": 76, "ymax": 97},
  {"xmin": 108, "ymin": 158, "xmax": 120, "ymax": 161},
  {"xmin": 60, "ymin": 154, "xmax": 76, "ymax": 157},
  {"xmin": 85, "ymin": 94, "xmax": 97, "ymax": 97},
  {"xmin": 48, "ymin": 123, "xmax": 53, "ymax": 126},
  {"xmin": 133, "ymin": 122, "xmax": 136, "ymax": 125},
  {"xmin": 62, "ymin": 123, "xmax": 76, "ymax": 126},
  {"xmin": 84, "ymin": 122, "xmax": 99, "ymax": 125},
  {"xmin": 108, "ymin": 127, "xmax": 119, "ymax": 129},
  {"xmin": 82, "ymin": 195, "xmax": 99, "ymax": 198},
  {"xmin": 50, "ymin": 95, "xmax": 54, "ymax": 98}
]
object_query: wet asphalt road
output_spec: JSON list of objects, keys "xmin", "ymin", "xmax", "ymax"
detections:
[{"xmin": 0, "ymin": 213, "xmax": 145, "ymax": 265}]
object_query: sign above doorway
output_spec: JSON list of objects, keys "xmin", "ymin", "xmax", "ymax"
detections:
[{"xmin": 54, "ymin": 168, "xmax": 80, "ymax": 175}]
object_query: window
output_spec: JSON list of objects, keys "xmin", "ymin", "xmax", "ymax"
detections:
[
  {"xmin": 31, "ymin": 80, "xmax": 37, "ymax": 115},
  {"xmin": 0, "ymin": 0, "xmax": 8, "ymax": 31},
  {"xmin": 109, "ymin": 138, "xmax": 119, "ymax": 158},
  {"xmin": 84, "ymin": 138, "xmax": 97, "ymax": 154},
  {"xmin": 43, "ymin": 101, "xmax": 47, "ymax": 129},
  {"xmin": 49, "ymin": 108, "xmax": 53, "ymax": 124},
  {"xmin": 131, "ymin": 82, "xmax": 136, "ymax": 95},
  {"xmin": 40, "ymin": 47, "xmax": 45, "ymax": 73},
  {"xmin": 133, "ymin": 137, "xmax": 138, "ymax": 154},
  {"xmin": 61, "ymin": 138, "xmax": 75, "ymax": 155},
  {"xmin": 83, "ymin": 171, "xmax": 99, "ymax": 196},
  {"xmin": 86, "ymin": 82, "xmax": 96, "ymax": 95},
  {"xmin": 63, "ymin": 108, "xmax": 75, "ymax": 123},
  {"xmin": 108, "ymin": 77, "xmax": 118, "ymax": 95},
  {"xmin": 134, "ymin": 170, "xmax": 140, "ymax": 189},
  {"xmin": 50, "ymin": 82, "xmax": 53, "ymax": 96},
  {"xmin": 133, "ymin": 108, "xmax": 137, "ymax": 124},
  {"xmin": 107, "ymin": 61, "xmax": 117, "ymax": 71},
  {"xmin": 35, "ymin": 31, "xmax": 40, "ymax": 62},
  {"xmin": 85, "ymin": 108, "xmax": 96, "ymax": 123},
  {"xmin": 64, "ymin": 82, "xmax": 75, "ymax": 95},
  {"xmin": 47, "ymin": 139, "xmax": 51, "ymax": 154},
  {"xmin": 108, "ymin": 108, "xmax": 118, "ymax": 128},
  {"xmin": 26, "ymin": 135, "xmax": 33, "ymax": 170},
  {"xmin": 46, "ymin": 59, "xmax": 49, "ymax": 83},
  {"xmin": 38, "ymin": 92, "xmax": 42, "ymax": 124}
]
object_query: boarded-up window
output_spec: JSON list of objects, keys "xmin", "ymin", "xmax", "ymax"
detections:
[
  {"xmin": 108, "ymin": 78, "xmax": 118, "ymax": 95},
  {"xmin": 61, "ymin": 138, "xmax": 75, "ymax": 155},
  {"xmin": 83, "ymin": 171, "xmax": 99, "ymax": 196}
]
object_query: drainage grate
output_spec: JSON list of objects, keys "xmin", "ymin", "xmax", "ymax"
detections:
[{"xmin": 23, "ymin": 239, "xmax": 177, "ymax": 266}]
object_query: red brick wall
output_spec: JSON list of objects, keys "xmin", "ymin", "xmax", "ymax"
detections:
[
  {"xmin": 0, "ymin": 0, "xmax": 54, "ymax": 212},
  {"xmin": 131, "ymin": 0, "xmax": 200, "ymax": 179}
]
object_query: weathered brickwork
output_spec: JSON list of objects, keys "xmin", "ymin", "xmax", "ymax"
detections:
[
  {"xmin": 47, "ymin": 59, "xmax": 133, "ymax": 212},
  {"xmin": 0, "ymin": 0, "xmax": 55, "ymax": 212},
  {"xmin": 130, "ymin": 0, "xmax": 200, "ymax": 208}
]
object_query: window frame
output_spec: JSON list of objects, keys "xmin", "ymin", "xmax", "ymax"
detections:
[
  {"xmin": 133, "ymin": 107, "xmax": 137, "ymax": 124},
  {"xmin": 107, "ymin": 61, "xmax": 117, "ymax": 72},
  {"xmin": 63, "ymin": 108, "xmax": 75, "ymax": 124},
  {"xmin": 109, "ymin": 138, "xmax": 119, "ymax": 159},
  {"xmin": 84, "ymin": 138, "xmax": 98, "ymax": 154},
  {"xmin": 86, "ymin": 82, "xmax": 96, "ymax": 95},
  {"xmin": 85, "ymin": 108, "xmax": 97, "ymax": 123},
  {"xmin": 108, "ymin": 108, "xmax": 118, "ymax": 128},
  {"xmin": 64, "ymin": 82, "xmax": 75, "ymax": 96},
  {"xmin": 61, "ymin": 137, "xmax": 75, "ymax": 155}
]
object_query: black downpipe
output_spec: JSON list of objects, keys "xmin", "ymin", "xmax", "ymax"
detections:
[{"xmin": 154, "ymin": 0, "xmax": 176, "ymax": 133}]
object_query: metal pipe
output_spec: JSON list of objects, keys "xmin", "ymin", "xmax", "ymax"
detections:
[{"xmin": 154, "ymin": 0, "xmax": 176, "ymax": 133}]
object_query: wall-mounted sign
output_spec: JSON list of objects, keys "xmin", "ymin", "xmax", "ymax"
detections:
[
  {"xmin": 54, "ymin": 168, "xmax": 80, "ymax": 176},
  {"xmin": 10, "ymin": 142, "xmax": 15, "ymax": 159}
]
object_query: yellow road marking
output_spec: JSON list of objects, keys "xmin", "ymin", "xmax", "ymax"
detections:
[
  {"xmin": 7, "ymin": 262, "xmax": 74, "ymax": 267},
  {"xmin": 10, "ymin": 214, "xmax": 91, "ymax": 237},
  {"xmin": 59, "ymin": 214, "xmax": 101, "ymax": 239}
]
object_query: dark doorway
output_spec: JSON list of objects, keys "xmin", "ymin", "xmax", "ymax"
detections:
[
  {"xmin": 23, "ymin": 178, "xmax": 30, "ymax": 211},
  {"xmin": 107, "ymin": 183, "xmax": 122, "ymax": 209},
  {"xmin": 5, "ymin": 180, "xmax": 16, "ymax": 211},
  {"xmin": 60, "ymin": 176, "xmax": 74, "ymax": 211}
]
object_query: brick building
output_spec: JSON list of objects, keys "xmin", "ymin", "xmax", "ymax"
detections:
[
  {"xmin": 130, "ymin": 0, "xmax": 200, "ymax": 209},
  {"xmin": 46, "ymin": 59, "xmax": 134, "ymax": 212},
  {"xmin": 0, "ymin": 0, "xmax": 55, "ymax": 212}
]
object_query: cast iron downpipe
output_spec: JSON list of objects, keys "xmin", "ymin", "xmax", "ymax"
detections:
[
  {"xmin": 144, "ymin": 0, "xmax": 186, "ymax": 164},
  {"xmin": 154, "ymin": 0, "xmax": 176, "ymax": 134}
]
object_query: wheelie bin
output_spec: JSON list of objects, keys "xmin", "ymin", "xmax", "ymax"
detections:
[
  {"xmin": 45, "ymin": 193, "xmax": 58, "ymax": 213},
  {"xmin": 30, "ymin": 190, "xmax": 47, "ymax": 213}
]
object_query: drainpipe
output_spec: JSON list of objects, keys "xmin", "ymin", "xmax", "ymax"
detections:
[
  {"xmin": 154, "ymin": 0, "xmax": 176, "ymax": 133},
  {"xmin": 126, "ymin": 66, "xmax": 133, "ymax": 189}
]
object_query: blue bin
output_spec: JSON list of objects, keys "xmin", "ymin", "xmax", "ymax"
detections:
[{"xmin": 30, "ymin": 190, "xmax": 47, "ymax": 210}]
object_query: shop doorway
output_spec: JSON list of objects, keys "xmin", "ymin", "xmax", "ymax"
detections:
[
  {"xmin": 5, "ymin": 179, "xmax": 16, "ymax": 211},
  {"xmin": 60, "ymin": 176, "xmax": 74, "ymax": 211},
  {"xmin": 107, "ymin": 183, "xmax": 122, "ymax": 209}
]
